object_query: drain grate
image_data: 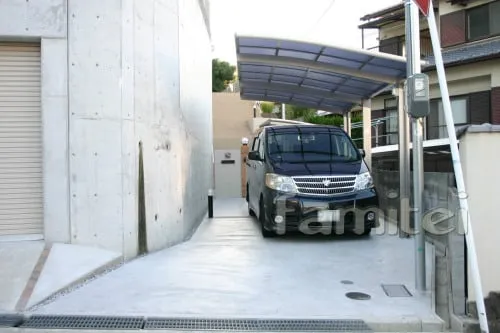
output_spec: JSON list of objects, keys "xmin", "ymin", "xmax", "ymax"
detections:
[
  {"xmin": 20, "ymin": 315, "xmax": 144, "ymax": 330},
  {"xmin": 0, "ymin": 314, "xmax": 25, "ymax": 327},
  {"xmin": 144, "ymin": 318, "xmax": 372, "ymax": 331},
  {"xmin": 381, "ymin": 284, "xmax": 412, "ymax": 297}
]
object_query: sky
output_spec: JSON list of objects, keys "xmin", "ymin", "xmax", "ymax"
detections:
[{"xmin": 210, "ymin": 0, "xmax": 402, "ymax": 65}]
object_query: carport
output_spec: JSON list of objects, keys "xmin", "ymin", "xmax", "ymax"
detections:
[{"xmin": 234, "ymin": 34, "xmax": 408, "ymax": 169}]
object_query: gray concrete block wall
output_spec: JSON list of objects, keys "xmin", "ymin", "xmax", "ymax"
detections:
[{"xmin": 372, "ymin": 168, "xmax": 467, "ymax": 329}]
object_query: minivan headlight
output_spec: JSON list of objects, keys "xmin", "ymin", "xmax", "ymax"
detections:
[
  {"xmin": 354, "ymin": 172, "xmax": 374, "ymax": 191},
  {"xmin": 265, "ymin": 173, "xmax": 298, "ymax": 193}
]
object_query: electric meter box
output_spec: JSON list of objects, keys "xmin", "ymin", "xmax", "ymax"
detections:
[{"xmin": 406, "ymin": 73, "xmax": 430, "ymax": 118}]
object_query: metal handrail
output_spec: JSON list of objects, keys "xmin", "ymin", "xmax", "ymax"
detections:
[
  {"xmin": 350, "ymin": 115, "xmax": 397, "ymax": 129},
  {"xmin": 350, "ymin": 115, "xmax": 398, "ymax": 147}
]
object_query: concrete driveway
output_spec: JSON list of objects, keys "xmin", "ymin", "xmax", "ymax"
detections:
[{"xmin": 28, "ymin": 198, "xmax": 443, "ymax": 331}]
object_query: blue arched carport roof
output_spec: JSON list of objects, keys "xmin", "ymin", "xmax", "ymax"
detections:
[{"xmin": 235, "ymin": 35, "xmax": 408, "ymax": 114}]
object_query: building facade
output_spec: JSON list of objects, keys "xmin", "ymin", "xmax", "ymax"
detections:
[
  {"xmin": 0, "ymin": 0, "xmax": 213, "ymax": 258},
  {"xmin": 212, "ymin": 92, "xmax": 254, "ymax": 198},
  {"xmin": 359, "ymin": 0, "xmax": 500, "ymax": 171}
]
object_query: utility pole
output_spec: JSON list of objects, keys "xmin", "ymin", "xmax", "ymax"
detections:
[
  {"xmin": 405, "ymin": 0, "xmax": 426, "ymax": 291},
  {"xmin": 281, "ymin": 103, "xmax": 286, "ymax": 120}
]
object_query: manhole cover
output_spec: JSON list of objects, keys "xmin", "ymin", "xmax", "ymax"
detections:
[
  {"xmin": 345, "ymin": 292, "xmax": 371, "ymax": 300},
  {"xmin": 341, "ymin": 280, "xmax": 354, "ymax": 284},
  {"xmin": 381, "ymin": 284, "xmax": 412, "ymax": 297}
]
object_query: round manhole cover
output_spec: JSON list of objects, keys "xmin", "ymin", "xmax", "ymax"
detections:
[
  {"xmin": 345, "ymin": 292, "xmax": 371, "ymax": 300},
  {"xmin": 341, "ymin": 280, "xmax": 353, "ymax": 285}
]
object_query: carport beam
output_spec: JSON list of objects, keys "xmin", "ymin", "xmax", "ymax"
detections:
[{"xmin": 362, "ymin": 100, "xmax": 372, "ymax": 169}]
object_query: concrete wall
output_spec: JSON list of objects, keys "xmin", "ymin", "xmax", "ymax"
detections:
[
  {"xmin": 214, "ymin": 149, "xmax": 241, "ymax": 198},
  {"xmin": 460, "ymin": 128, "xmax": 500, "ymax": 302},
  {"xmin": 0, "ymin": 0, "xmax": 71, "ymax": 244},
  {"xmin": 1, "ymin": 0, "xmax": 212, "ymax": 258},
  {"xmin": 212, "ymin": 92, "xmax": 254, "ymax": 150}
]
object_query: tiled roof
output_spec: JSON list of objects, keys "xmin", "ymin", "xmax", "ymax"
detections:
[{"xmin": 424, "ymin": 38, "xmax": 500, "ymax": 68}]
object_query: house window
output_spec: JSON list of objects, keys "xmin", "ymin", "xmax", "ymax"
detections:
[
  {"xmin": 467, "ymin": 1, "xmax": 500, "ymax": 41},
  {"xmin": 384, "ymin": 98, "xmax": 398, "ymax": 145},
  {"xmin": 436, "ymin": 98, "xmax": 468, "ymax": 138}
]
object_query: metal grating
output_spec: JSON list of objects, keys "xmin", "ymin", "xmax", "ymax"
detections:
[
  {"xmin": 292, "ymin": 175, "xmax": 357, "ymax": 196},
  {"xmin": 20, "ymin": 315, "xmax": 144, "ymax": 330},
  {"xmin": 144, "ymin": 318, "xmax": 372, "ymax": 331},
  {"xmin": 381, "ymin": 284, "xmax": 413, "ymax": 297},
  {"xmin": 0, "ymin": 314, "xmax": 25, "ymax": 327}
]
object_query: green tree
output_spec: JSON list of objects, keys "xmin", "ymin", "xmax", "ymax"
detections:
[
  {"xmin": 284, "ymin": 104, "xmax": 316, "ymax": 120},
  {"xmin": 303, "ymin": 113, "xmax": 364, "ymax": 148},
  {"xmin": 212, "ymin": 58, "xmax": 236, "ymax": 92},
  {"xmin": 260, "ymin": 102, "xmax": 275, "ymax": 114}
]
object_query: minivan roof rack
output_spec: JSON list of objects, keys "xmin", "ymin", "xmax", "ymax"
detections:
[{"xmin": 259, "ymin": 119, "xmax": 311, "ymax": 128}]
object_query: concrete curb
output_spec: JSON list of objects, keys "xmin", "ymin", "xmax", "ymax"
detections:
[
  {"xmin": 25, "ymin": 255, "xmax": 124, "ymax": 311},
  {"xmin": 365, "ymin": 315, "xmax": 445, "ymax": 332}
]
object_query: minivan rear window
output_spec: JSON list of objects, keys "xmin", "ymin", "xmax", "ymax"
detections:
[{"xmin": 266, "ymin": 127, "xmax": 360, "ymax": 163}]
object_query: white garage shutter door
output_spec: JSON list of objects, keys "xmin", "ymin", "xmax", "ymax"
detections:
[{"xmin": 0, "ymin": 42, "xmax": 43, "ymax": 237}]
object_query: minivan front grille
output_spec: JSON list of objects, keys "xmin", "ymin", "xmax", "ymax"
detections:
[{"xmin": 292, "ymin": 175, "xmax": 357, "ymax": 196}]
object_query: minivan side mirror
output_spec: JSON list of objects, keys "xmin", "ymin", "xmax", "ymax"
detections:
[
  {"xmin": 359, "ymin": 149, "xmax": 366, "ymax": 157},
  {"xmin": 247, "ymin": 151, "xmax": 262, "ymax": 161}
]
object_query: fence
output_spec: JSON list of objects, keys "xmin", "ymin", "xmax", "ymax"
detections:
[
  {"xmin": 351, "ymin": 115, "xmax": 398, "ymax": 148},
  {"xmin": 372, "ymin": 168, "xmax": 467, "ymax": 326}
]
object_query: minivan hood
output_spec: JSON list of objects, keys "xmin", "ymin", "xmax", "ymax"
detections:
[{"xmin": 270, "ymin": 160, "xmax": 365, "ymax": 176}]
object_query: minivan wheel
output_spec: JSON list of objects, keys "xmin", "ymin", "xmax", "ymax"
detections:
[
  {"xmin": 357, "ymin": 228, "xmax": 372, "ymax": 236},
  {"xmin": 259, "ymin": 199, "xmax": 275, "ymax": 238}
]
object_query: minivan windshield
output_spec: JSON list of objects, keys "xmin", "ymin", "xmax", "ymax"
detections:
[{"xmin": 266, "ymin": 126, "xmax": 361, "ymax": 163}]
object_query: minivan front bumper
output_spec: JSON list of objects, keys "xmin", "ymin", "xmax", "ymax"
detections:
[{"xmin": 262, "ymin": 187, "xmax": 379, "ymax": 235}]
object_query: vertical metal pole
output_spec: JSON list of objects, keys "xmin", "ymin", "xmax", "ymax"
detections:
[
  {"xmin": 362, "ymin": 99, "xmax": 372, "ymax": 170},
  {"xmin": 346, "ymin": 112, "xmax": 351, "ymax": 136},
  {"xmin": 406, "ymin": 0, "xmax": 426, "ymax": 292},
  {"xmin": 281, "ymin": 103, "xmax": 286, "ymax": 119},
  {"xmin": 362, "ymin": 28, "xmax": 365, "ymax": 49},
  {"xmin": 398, "ymin": 83, "xmax": 410, "ymax": 238},
  {"xmin": 427, "ymin": 3, "xmax": 489, "ymax": 331}
]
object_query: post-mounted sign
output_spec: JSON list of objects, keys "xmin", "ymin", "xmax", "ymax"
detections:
[{"xmin": 412, "ymin": 0, "xmax": 430, "ymax": 16}]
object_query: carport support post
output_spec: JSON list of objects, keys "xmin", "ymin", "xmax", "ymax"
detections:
[
  {"xmin": 406, "ymin": 0, "xmax": 426, "ymax": 292},
  {"xmin": 343, "ymin": 111, "xmax": 351, "ymax": 136},
  {"xmin": 362, "ymin": 100, "xmax": 372, "ymax": 169}
]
